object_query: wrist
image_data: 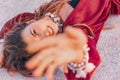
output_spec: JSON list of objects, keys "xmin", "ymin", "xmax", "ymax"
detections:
[
  {"xmin": 74, "ymin": 50, "xmax": 85, "ymax": 64},
  {"xmin": 67, "ymin": 44, "xmax": 95, "ymax": 78},
  {"xmin": 72, "ymin": 44, "xmax": 90, "ymax": 64}
]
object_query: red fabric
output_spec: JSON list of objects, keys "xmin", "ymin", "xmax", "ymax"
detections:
[
  {"xmin": 0, "ymin": 12, "xmax": 35, "ymax": 39},
  {"xmin": 0, "ymin": 0, "xmax": 120, "ymax": 80},
  {"xmin": 63, "ymin": 0, "xmax": 120, "ymax": 80},
  {"xmin": 111, "ymin": 0, "xmax": 120, "ymax": 14}
]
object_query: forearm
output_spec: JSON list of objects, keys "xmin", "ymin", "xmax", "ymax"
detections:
[
  {"xmin": 64, "ymin": 0, "xmax": 111, "ymax": 43},
  {"xmin": 63, "ymin": 0, "xmax": 111, "ymax": 66},
  {"xmin": 63, "ymin": 0, "xmax": 110, "ymax": 79}
]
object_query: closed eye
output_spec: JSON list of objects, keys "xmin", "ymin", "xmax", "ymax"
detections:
[{"xmin": 30, "ymin": 29, "xmax": 39, "ymax": 37}]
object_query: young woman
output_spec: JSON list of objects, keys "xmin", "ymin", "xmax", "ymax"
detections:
[
  {"xmin": 0, "ymin": 0, "xmax": 120, "ymax": 80},
  {"xmin": 0, "ymin": 0, "xmax": 88, "ymax": 78}
]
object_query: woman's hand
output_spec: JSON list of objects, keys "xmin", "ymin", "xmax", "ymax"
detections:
[{"xmin": 26, "ymin": 27, "xmax": 88, "ymax": 80}]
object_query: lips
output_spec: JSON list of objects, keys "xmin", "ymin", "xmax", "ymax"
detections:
[{"xmin": 30, "ymin": 25, "xmax": 55, "ymax": 38}]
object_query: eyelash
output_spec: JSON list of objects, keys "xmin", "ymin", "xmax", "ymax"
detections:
[{"xmin": 30, "ymin": 29, "xmax": 38, "ymax": 37}]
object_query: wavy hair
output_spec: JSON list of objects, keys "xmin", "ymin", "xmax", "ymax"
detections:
[{"xmin": 2, "ymin": 0, "xmax": 69, "ymax": 76}]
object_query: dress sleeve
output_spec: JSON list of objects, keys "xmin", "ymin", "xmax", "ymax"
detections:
[
  {"xmin": 111, "ymin": 0, "xmax": 120, "ymax": 14},
  {"xmin": 0, "ymin": 13, "xmax": 35, "ymax": 39},
  {"xmin": 64, "ymin": 0, "xmax": 111, "ymax": 80},
  {"xmin": 64, "ymin": 0, "xmax": 111, "ymax": 43}
]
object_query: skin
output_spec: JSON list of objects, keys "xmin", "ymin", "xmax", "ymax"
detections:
[
  {"xmin": 23, "ymin": 3, "xmax": 88, "ymax": 80},
  {"xmin": 0, "ymin": 3, "xmax": 88, "ymax": 80},
  {"xmin": 0, "ymin": 2, "xmax": 73, "ymax": 67},
  {"xmin": 21, "ymin": 3, "xmax": 73, "ymax": 54},
  {"xmin": 21, "ymin": 16, "xmax": 59, "ymax": 54},
  {"xmin": 26, "ymin": 27, "xmax": 87, "ymax": 80}
]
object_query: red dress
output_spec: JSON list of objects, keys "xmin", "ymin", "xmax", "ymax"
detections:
[{"xmin": 0, "ymin": 0, "xmax": 120, "ymax": 80}]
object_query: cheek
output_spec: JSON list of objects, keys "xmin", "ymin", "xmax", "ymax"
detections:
[
  {"xmin": 26, "ymin": 41, "xmax": 42, "ymax": 54},
  {"xmin": 35, "ymin": 23, "xmax": 47, "ymax": 32}
]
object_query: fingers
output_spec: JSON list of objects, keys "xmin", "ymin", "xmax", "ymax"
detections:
[
  {"xmin": 46, "ymin": 63, "xmax": 58, "ymax": 80},
  {"xmin": 26, "ymin": 48, "xmax": 56, "ymax": 70},
  {"xmin": 26, "ymin": 53, "xmax": 45, "ymax": 70},
  {"xmin": 33, "ymin": 57, "xmax": 54, "ymax": 77},
  {"xmin": 28, "ymin": 27, "xmax": 87, "ymax": 55},
  {"xmin": 60, "ymin": 64, "xmax": 68, "ymax": 73},
  {"xmin": 26, "ymin": 47, "xmax": 60, "ymax": 79}
]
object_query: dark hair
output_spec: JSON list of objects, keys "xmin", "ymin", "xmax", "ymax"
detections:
[
  {"xmin": 2, "ymin": 23, "xmax": 34, "ymax": 76},
  {"xmin": 2, "ymin": 0, "xmax": 69, "ymax": 76}
]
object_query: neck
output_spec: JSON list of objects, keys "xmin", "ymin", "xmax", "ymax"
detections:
[{"xmin": 59, "ymin": 3, "xmax": 73, "ymax": 22}]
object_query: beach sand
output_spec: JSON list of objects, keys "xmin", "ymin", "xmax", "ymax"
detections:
[{"xmin": 0, "ymin": 0, "xmax": 120, "ymax": 80}]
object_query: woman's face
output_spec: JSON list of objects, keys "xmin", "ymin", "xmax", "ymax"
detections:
[{"xmin": 21, "ymin": 16, "xmax": 58, "ymax": 54}]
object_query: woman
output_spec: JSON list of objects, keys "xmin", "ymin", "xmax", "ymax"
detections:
[
  {"xmin": 0, "ymin": 0, "xmax": 73, "ymax": 76},
  {"xmin": 0, "ymin": 0, "xmax": 89, "ymax": 78},
  {"xmin": 0, "ymin": 0, "xmax": 120, "ymax": 80}
]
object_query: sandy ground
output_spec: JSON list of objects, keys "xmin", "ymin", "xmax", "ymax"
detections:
[{"xmin": 0, "ymin": 0, "xmax": 120, "ymax": 80}]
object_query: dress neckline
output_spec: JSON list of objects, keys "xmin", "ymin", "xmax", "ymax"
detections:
[{"xmin": 69, "ymin": 0, "xmax": 80, "ymax": 8}]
